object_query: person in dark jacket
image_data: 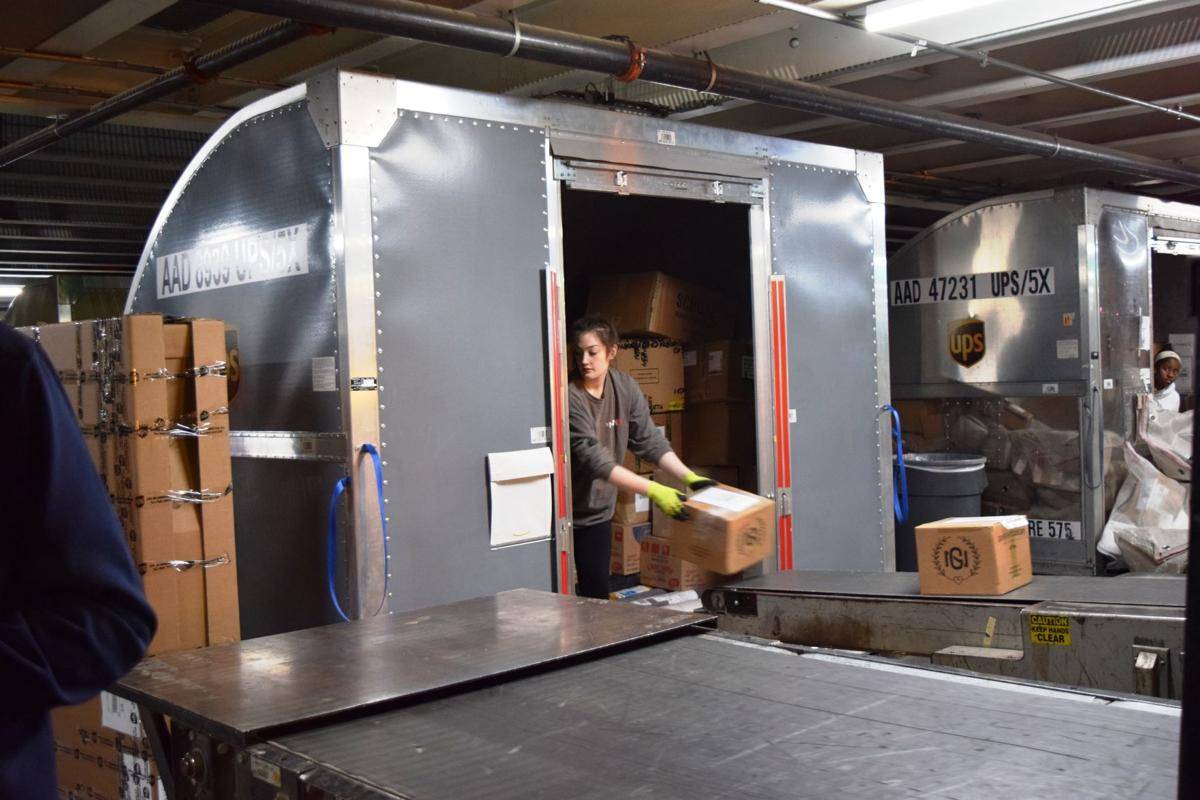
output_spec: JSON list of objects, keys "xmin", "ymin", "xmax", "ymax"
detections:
[
  {"xmin": 0, "ymin": 322, "xmax": 157, "ymax": 800},
  {"xmin": 568, "ymin": 315, "xmax": 715, "ymax": 598}
]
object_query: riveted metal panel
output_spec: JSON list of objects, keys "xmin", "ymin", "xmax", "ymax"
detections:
[
  {"xmin": 127, "ymin": 100, "xmax": 343, "ymax": 637},
  {"xmin": 768, "ymin": 162, "xmax": 890, "ymax": 570},
  {"xmin": 370, "ymin": 111, "xmax": 553, "ymax": 611}
]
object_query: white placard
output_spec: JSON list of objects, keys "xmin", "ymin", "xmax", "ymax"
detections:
[
  {"xmin": 634, "ymin": 493, "xmax": 649, "ymax": 513},
  {"xmin": 692, "ymin": 486, "xmax": 759, "ymax": 513},
  {"xmin": 890, "ymin": 267, "xmax": 1055, "ymax": 306},
  {"xmin": 311, "ymin": 356, "xmax": 336, "ymax": 392},
  {"xmin": 487, "ymin": 448, "xmax": 554, "ymax": 547},
  {"xmin": 1028, "ymin": 518, "xmax": 1081, "ymax": 540},
  {"xmin": 101, "ymin": 690, "xmax": 141, "ymax": 737},
  {"xmin": 1056, "ymin": 338, "xmax": 1079, "ymax": 360},
  {"xmin": 1140, "ymin": 316, "xmax": 1152, "ymax": 350},
  {"xmin": 707, "ymin": 350, "xmax": 724, "ymax": 374},
  {"xmin": 156, "ymin": 223, "xmax": 309, "ymax": 298},
  {"xmin": 529, "ymin": 426, "xmax": 549, "ymax": 444}
]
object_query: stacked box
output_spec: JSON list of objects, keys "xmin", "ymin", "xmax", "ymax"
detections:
[
  {"xmin": 622, "ymin": 412, "xmax": 683, "ymax": 474},
  {"xmin": 614, "ymin": 338, "xmax": 686, "ymax": 414},
  {"xmin": 23, "ymin": 315, "xmax": 239, "ymax": 800},
  {"xmin": 587, "ymin": 271, "xmax": 730, "ymax": 342},
  {"xmin": 611, "ymin": 521, "xmax": 651, "ymax": 575},
  {"xmin": 640, "ymin": 534, "xmax": 717, "ymax": 590}
]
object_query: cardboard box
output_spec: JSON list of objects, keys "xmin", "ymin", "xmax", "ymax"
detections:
[
  {"xmin": 588, "ymin": 271, "xmax": 729, "ymax": 342},
  {"xmin": 622, "ymin": 412, "xmax": 683, "ymax": 474},
  {"xmin": 682, "ymin": 401, "xmax": 755, "ymax": 468},
  {"xmin": 51, "ymin": 693, "xmax": 162, "ymax": 800},
  {"xmin": 915, "ymin": 516, "xmax": 1033, "ymax": 596},
  {"xmin": 685, "ymin": 340, "xmax": 754, "ymax": 404},
  {"xmin": 615, "ymin": 338, "xmax": 685, "ymax": 413},
  {"xmin": 640, "ymin": 534, "xmax": 717, "ymax": 591},
  {"xmin": 654, "ymin": 484, "xmax": 774, "ymax": 574},
  {"xmin": 611, "ymin": 521, "xmax": 650, "ymax": 575},
  {"xmin": 614, "ymin": 489, "xmax": 650, "ymax": 525}
]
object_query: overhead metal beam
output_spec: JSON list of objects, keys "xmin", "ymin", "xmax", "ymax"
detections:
[
  {"xmin": 212, "ymin": 0, "xmax": 1200, "ymax": 188},
  {"xmin": 0, "ymin": 195, "xmax": 161, "ymax": 209},
  {"xmin": 0, "ymin": 20, "xmax": 316, "ymax": 168},
  {"xmin": 0, "ymin": 218, "xmax": 149, "ymax": 230}
]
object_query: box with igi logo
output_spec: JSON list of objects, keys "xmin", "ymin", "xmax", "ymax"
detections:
[{"xmin": 915, "ymin": 516, "xmax": 1033, "ymax": 596}]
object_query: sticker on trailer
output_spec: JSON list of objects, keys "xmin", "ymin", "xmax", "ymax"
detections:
[
  {"xmin": 156, "ymin": 223, "xmax": 309, "ymax": 298},
  {"xmin": 1029, "ymin": 613, "xmax": 1072, "ymax": 646},
  {"xmin": 1028, "ymin": 518, "xmax": 1080, "ymax": 540},
  {"xmin": 890, "ymin": 267, "xmax": 1055, "ymax": 306}
]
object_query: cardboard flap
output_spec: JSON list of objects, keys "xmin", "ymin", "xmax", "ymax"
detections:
[{"xmin": 488, "ymin": 447, "xmax": 554, "ymax": 483}]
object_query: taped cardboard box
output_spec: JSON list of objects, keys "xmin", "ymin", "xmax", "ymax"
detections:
[
  {"xmin": 588, "ymin": 271, "xmax": 730, "ymax": 342},
  {"xmin": 51, "ymin": 693, "xmax": 162, "ymax": 800},
  {"xmin": 915, "ymin": 516, "xmax": 1033, "ymax": 596},
  {"xmin": 614, "ymin": 489, "xmax": 650, "ymax": 525},
  {"xmin": 615, "ymin": 338, "xmax": 685, "ymax": 413},
  {"xmin": 684, "ymin": 340, "xmax": 754, "ymax": 404},
  {"xmin": 611, "ymin": 521, "xmax": 650, "ymax": 575},
  {"xmin": 640, "ymin": 534, "xmax": 717, "ymax": 591},
  {"xmin": 654, "ymin": 483, "xmax": 774, "ymax": 574}
]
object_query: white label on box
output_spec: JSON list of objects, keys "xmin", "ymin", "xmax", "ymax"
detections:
[
  {"xmin": 1042, "ymin": 383, "xmax": 1059, "ymax": 395},
  {"xmin": 889, "ymin": 267, "xmax": 1055, "ymax": 306},
  {"xmin": 156, "ymin": 223, "xmax": 309, "ymax": 298},
  {"xmin": 707, "ymin": 350, "xmax": 724, "ymax": 374},
  {"xmin": 121, "ymin": 752, "xmax": 153, "ymax": 800},
  {"xmin": 529, "ymin": 426, "xmax": 549, "ymax": 444},
  {"xmin": 635, "ymin": 493, "xmax": 649, "ymax": 513},
  {"xmin": 692, "ymin": 486, "xmax": 758, "ymax": 513},
  {"xmin": 311, "ymin": 356, "xmax": 336, "ymax": 392},
  {"xmin": 101, "ymin": 690, "xmax": 141, "ymax": 737},
  {"xmin": 1028, "ymin": 518, "xmax": 1080, "ymax": 540},
  {"xmin": 741, "ymin": 355, "xmax": 754, "ymax": 379},
  {"xmin": 682, "ymin": 349, "xmax": 697, "ymax": 367},
  {"xmin": 250, "ymin": 756, "xmax": 283, "ymax": 787},
  {"xmin": 1056, "ymin": 338, "xmax": 1079, "ymax": 359}
]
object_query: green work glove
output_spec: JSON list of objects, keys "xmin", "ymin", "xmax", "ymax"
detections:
[
  {"xmin": 683, "ymin": 471, "xmax": 717, "ymax": 492},
  {"xmin": 646, "ymin": 481, "xmax": 689, "ymax": 520}
]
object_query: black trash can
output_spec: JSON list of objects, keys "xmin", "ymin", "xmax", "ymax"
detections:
[{"xmin": 895, "ymin": 453, "xmax": 988, "ymax": 572}]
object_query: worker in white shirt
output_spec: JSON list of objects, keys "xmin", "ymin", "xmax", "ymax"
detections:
[{"xmin": 1152, "ymin": 349, "xmax": 1182, "ymax": 412}]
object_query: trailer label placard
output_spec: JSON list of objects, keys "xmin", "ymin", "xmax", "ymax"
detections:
[
  {"xmin": 890, "ymin": 267, "xmax": 1055, "ymax": 306},
  {"xmin": 1028, "ymin": 518, "xmax": 1080, "ymax": 540},
  {"xmin": 156, "ymin": 223, "xmax": 309, "ymax": 298},
  {"xmin": 1029, "ymin": 614, "xmax": 1072, "ymax": 646}
]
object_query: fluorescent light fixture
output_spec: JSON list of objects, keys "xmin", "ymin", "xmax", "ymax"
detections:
[
  {"xmin": 862, "ymin": 0, "xmax": 1007, "ymax": 32},
  {"xmin": 0, "ymin": 284, "xmax": 24, "ymax": 298},
  {"xmin": 756, "ymin": 0, "xmax": 840, "ymax": 22}
]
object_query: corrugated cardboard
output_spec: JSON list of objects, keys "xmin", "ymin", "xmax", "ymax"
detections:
[
  {"xmin": 611, "ymin": 521, "xmax": 650, "ymax": 575},
  {"xmin": 640, "ymin": 534, "xmax": 717, "ymax": 590},
  {"xmin": 614, "ymin": 490, "xmax": 650, "ymax": 525},
  {"xmin": 615, "ymin": 338, "xmax": 685, "ymax": 413},
  {"xmin": 685, "ymin": 340, "xmax": 754, "ymax": 404},
  {"xmin": 51, "ymin": 695, "xmax": 160, "ymax": 800},
  {"xmin": 587, "ymin": 271, "xmax": 730, "ymax": 342},
  {"xmin": 622, "ymin": 412, "xmax": 683, "ymax": 474},
  {"xmin": 915, "ymin": 516, "xmax": 1033, "ymax": 595},
  {"xmin": 654, "ymin": 484, "xmax": 774, "ymax": 574},
  {"xmin": 682, "ymin": 400, "xmax": 755, "ymax": 468}
]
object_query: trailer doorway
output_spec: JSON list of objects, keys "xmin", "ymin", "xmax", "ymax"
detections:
[{"xmin": 558, "ymin": 185, "xmax": 765, "ymax": 499}]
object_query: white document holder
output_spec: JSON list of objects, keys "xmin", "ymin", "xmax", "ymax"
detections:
[{"xmin": 487, "ymin": 447, "xmax": 555, "ymax": 547}]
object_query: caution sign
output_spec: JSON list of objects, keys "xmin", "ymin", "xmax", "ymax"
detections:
[{"xmin": 1029, "ymin": 614, "xmax": 1072, "ymax": 646}]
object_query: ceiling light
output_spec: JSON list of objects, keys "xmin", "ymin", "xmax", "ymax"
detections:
[
  {"xmin": 862, "ymin": 0, "xmax": 1007, "ymax": 32},
  {"xmin": 756, "ymin": 0, "xmax": 840, "ymax": 22},
  {"xmin": 0, "ymin": 285, "xmax": 24, "ymax": 298}
]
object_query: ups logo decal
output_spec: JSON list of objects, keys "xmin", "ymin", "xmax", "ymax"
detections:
[{"xmin": 949, "ymin": 317, "xmax": 985, "ymax": 367}]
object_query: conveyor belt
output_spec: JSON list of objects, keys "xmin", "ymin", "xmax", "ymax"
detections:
[
  {"xmin": 271, "ymin": 633, "xmax": 1179, "ymax": 800},
  {"xmin": 115, "ymin": 589, "xmax": 709, "ymax": 745},
  {"xmin": 722, "ymin": 570, "xmax": 1185, "ymax": 607}
]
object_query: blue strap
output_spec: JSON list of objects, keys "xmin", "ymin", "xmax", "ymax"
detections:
[
  {"xmin": 882, "ymin": 404, "xmax": 910, "ymax": 524},
  {"xmin": 326, "ymin": 443, "xmax": 391, "ymax": 622}
]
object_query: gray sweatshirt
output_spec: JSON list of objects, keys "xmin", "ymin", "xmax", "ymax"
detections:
[{"xmin": 569, "ymin": 368, "xmax": 672, "ymax": 526}]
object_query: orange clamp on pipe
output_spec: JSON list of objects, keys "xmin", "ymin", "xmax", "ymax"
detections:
[{"xmin": 615, "ymin": 41, "xmax": 646, "ymax": 83}]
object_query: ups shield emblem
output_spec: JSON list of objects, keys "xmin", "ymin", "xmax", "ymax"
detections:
[{"xmin": 949, "ymin": 318, "xmax": 985, "ymax": 367}]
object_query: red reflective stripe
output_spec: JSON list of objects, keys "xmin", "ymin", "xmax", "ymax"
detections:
[
  {"xmin": 770, "ymin": 277, "xmax": 794, "ymax": 571},
  {"xmin": 559, "ymin": 551, "xmax": 571, "ymax": 595},
  {"xmin": 550, "ymin": 279, "xmax": 567, "ymax": 515}
]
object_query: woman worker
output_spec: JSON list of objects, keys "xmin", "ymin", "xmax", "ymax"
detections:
[{"xmin": 568, "ymin": 314, "xmax": 715, "ymax": 598}]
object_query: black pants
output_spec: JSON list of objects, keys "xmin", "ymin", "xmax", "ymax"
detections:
[{"xmin": 573, "ymin": 519, "xmax": 612, "ymax": 599}]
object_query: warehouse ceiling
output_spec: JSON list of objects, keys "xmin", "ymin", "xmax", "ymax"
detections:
[{"xmin": 2, "ymin": 0, "xmax": 1200, "ymax": 310}]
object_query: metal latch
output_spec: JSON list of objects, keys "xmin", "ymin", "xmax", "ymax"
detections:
[
  {"xmin": 776, "ymin": 487, "xmax": 792, "ymax": 517},
  {"xmin": 1133, "ymin": 645, "xmax": 1171, "ymax": 698},
  {"xmin": 350, "ymin": 377, "xmax": 378, "ymax": 391}
]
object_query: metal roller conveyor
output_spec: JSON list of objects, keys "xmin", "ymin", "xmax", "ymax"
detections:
[
  {"xmin": 702, "ymin": 571, "xmax": 1186, "ymax": 699},
  {"xmin": 113, "ymin": 589, "xmax": 1180, "ymax": 800}
]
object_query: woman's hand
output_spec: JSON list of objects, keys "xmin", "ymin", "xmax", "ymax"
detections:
[{"xmin": 646, "ymin": 481, "xmax": 689, "ymax": 520}]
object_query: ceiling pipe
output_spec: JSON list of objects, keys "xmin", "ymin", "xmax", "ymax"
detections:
[
  {"xmin": 0, "ymin": 20, "xmax": 320, "ymax": 169},
  {"xmin": 0, "ymin": 45, "xmax": 286, "ymax": 90},
  {"xmin": 213, "ymin": 0, "xmax": 1200, "ymax": 187}
]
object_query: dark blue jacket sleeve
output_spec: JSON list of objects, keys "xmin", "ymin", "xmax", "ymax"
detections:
[{"xmin": 0, "ymin": 324, "xmax": 156, "ymax": 713}]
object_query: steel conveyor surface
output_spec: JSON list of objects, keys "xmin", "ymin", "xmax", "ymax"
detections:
[
  {"xmin": 269, "ymin": 633, "xmax": 1178, "ymax": 799},
  {"xmin": 721, "ymin": 570, "xmax": 1185, "ymax": 606}
]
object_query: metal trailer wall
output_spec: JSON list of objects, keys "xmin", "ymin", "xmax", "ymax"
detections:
[
  {"xmin": 889, "ymin": 187, "xmax": 1200, "ymax": 575},
  {"xmin": 127, "ymin": 71, "xmax": 893, "ymax": 636}
]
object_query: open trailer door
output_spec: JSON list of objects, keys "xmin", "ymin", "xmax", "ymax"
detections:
[{"xmin": 766, "ymin": 155, "xmax": 894, "ymax": 570}]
